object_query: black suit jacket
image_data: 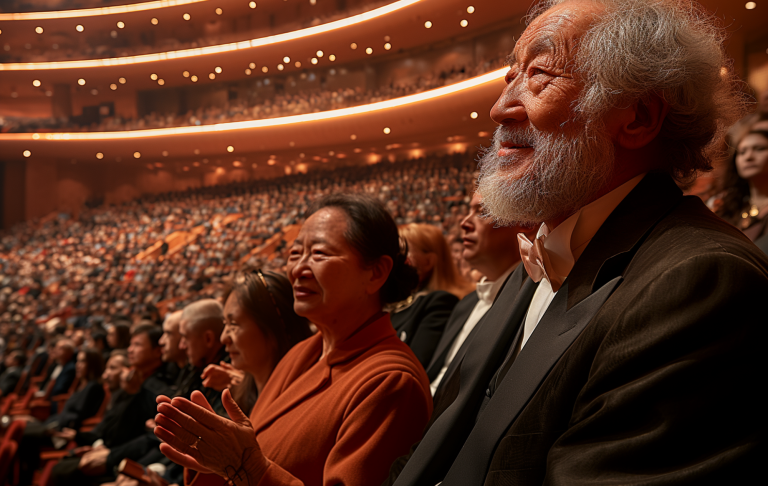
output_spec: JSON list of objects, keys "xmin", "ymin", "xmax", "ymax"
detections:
[
  {"xmin": 394, "ymin": 173, "xmax": 768, "ymax": 485},
  {"xmin": 425, "ymin": 292, "xmax": 479, "ymax": 382},
  {"xmin": 47, "ymin": 380, "xmax": 105, "ymax": 430},
  {"xmin": 49, "ymin": 359, "xmax": 77, "ymax": 397},
  {"xmin": 0, "ymin": 366, "xmax": 22, "ymax": 396},
  {"xmin": 391, "ymin": 290, "xmax": 459, "ymax": 368}
]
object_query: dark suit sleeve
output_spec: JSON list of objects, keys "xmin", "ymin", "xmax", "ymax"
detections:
[
  {"xmin": 544, "ymin": 254, "xmax": 765, "ymax": 484},
  {"xmin": 407, "ymin": 291, "xmax": 459, "ymax": 369},
  {"xmin": 50, "ymin": 362, "xmax": 76, "ymax": 397},
  {"xmin": 0, "ymin": 369, "xmax": 21, "ymax": 395}
]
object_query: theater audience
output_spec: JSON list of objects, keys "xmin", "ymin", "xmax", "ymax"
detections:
[
  {"xmin": 17, "ymin": 348, "xmax": 105, "ymax": 485},
  {"xmin": 154, "ymin": 194, "xmax": 432, "ymax": 486},
  {"xmin": 390, "ymin": 223, "xmax": 471, "ymax": 368}
]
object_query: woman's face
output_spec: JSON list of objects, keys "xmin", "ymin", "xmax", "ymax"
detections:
[
  {"xmin": 106, "ymin": 327, "xmax": 118, "ymax": 348},
  {"xmin": 75, "ymin": 351, "xmax": 87, "ymax": 379},
  {"xmin": 287, "ymin": 207, "xmax": 373, "ymax": 324},
  {"xmin": 736, "ymin": 133, "xmax": 768, "ymax": 181},
  {"xmin": 406, "ymin": 242, "xmax": 435, "ymax": 286},
  {"xmin": 221, "ymin": 292, "xmax": 275, "ymax": 376}
]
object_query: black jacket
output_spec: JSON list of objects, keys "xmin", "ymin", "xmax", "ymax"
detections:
[{"xmin": 391, "ymin": 290, "xmax": 459, "ymax": 368}]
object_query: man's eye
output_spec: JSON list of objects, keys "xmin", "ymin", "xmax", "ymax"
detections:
[{"xmin": 529, "ymin": 67, "xmax": 546, "ymax": 77}]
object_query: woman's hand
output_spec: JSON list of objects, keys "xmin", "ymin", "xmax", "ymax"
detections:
[
  {"xmin": 201, "ymin": 362, "xmax": 243, "ymax": 391},
  {"xmin": 54, "ymin": 427, "xmax": 77, "ymax": 441},
  {"xmin": 154, "ymin": 389, "xmax": 269, "ymax": 483}
]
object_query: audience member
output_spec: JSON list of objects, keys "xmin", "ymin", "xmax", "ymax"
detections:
[
  {"xmin": 390, "ymin": 223, "xmax": 470, "ymax": 367},
  {"xmin": 387, "ymin": 0, "xmax": 766, "ymax": 484},
  {"xmin": 107, "ymin": 323, "xmax": 131, "ymax": 352},
  {"xmin": 36, "ymin": 338, "xmax": 77, "ymax": 402},
  {"xmin": 154, "ymin": 194, "xmax": 432, "ymax": 486},
  {"xmin": 0, "ymin": 349, "xmax": 26, "ymax": 397}
]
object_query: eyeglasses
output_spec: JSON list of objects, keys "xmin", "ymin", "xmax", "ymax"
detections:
[{"xmin": 256, "ymin": 269, "xmax": 284, "ymax": 326}]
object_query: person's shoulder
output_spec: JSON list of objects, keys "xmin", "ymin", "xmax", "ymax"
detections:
[{"xmin": 419, "ymin": 290, "xmax": 460, "ymax": 308}]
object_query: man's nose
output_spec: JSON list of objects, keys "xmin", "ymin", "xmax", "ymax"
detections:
[{"xmin": 490, "ymin": 82, "xmax": 528, "ymax": 126}]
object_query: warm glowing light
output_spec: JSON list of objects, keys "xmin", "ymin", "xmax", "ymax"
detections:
[
  {"xmin": 35, "ymin": 26, "xmax": 43, "ymax": 34},
  {"xmin": 460, "ymin": 19, "xmax": 468, "ymax": 27},
  {"xmin": 350, "ymin": 42, "xmax": 358, "ymax": 49},
  {"xmin": 76, "ymin": 24, "xmax": 84, "ymax": 32},
  {"xmin": 215, "ymin": 7, "xmax": 223, "ymax": 15},
  {"xmin": 183, "ymin": 70, "xmax": 190, "ymax": 77},
  {"xmin": 245, "ymin": 68, "xmax": 252, "ymax": 74},
  {"xmin": 249, "ymin": 2, "xmax": 257, "ymax": 8},
  {"xmin": 365, "ymin": 47, "xmax": 373, "ymax": 54},
  {"xmin": 183, "ymin": 13, "xmax": 191, "ymax": 20},
  {"xmin": 23, "ymin": 150, "xmax": 31, "ymax": 157},
  {"xmin": 424, "ymin": 21, "xmax": 432, "ymax": 28},
  {"xmin": 78, "ymin": 78, "xmax": 86, "ymax": 85},
  {"xmin": 316, "ymin": 50, "xmax": 324, "ymax": 57},
  {"xmin": 117, "ymin": 21, "xmax": 125, "ymax": 28},
  {"xmin": 311, "ymin": 57, "xmax": 318, "ymax": 64},
  {"xmin": 329, "ymin": 54, "xmax": 336, "ymax": 61},
  {"xmin": 745, "ymin": 2, "xmax": 757, "ymax": 9},
  {"xmin": 249, "ymin": 62, "xmax": 256, "ymax": 69},
  {"xmin": 157, "ymin": 79, "xmax": 165, "ymax": 85},
  {"xmin": 32, "ymin": 79, "xmax": 41, "ymax": 87},
  {"xmin": 96, "ymin": 152, "xmax": 104, "ymax": 159},
  {"xmin": 151, "ymin": 17, "xmax": 159, "ymax": 25},
  {"xmin": 283, "ymin": 56, "xmax": 291, "ymax": 63},
  {"xmin": 384, "ymin": 42, "xmax": 391, "ymax": 50},
  {"xmin": 383, "ymin": 127, "xmax": 391, "ymax": 134},
  {"xmin": 470, "ymin": 111, "xmax": 478, "ymax": 119},
  {"xmin": 208, "ymin": 72, "xmax": 215, "ymax": 79},
  {"xmin": 294, "ymin": 61, "xmax": 301, "ymax": 68},
  {"xmin": 214, "ymin": 66, "xmax": 222, "ymax": 74},
  {"xmin": 277, "ymin": 64, "xmax": 284, "ymax": 70},
  {"xmin": 262, "ymin": 66, "xmax": 269, "ymax": 73},
  {"xmin": 467, "ymin": 6, "xmax": 475, "ymax": 13},
  {"xmin": 150, "ymin": 73, "xmax": 158, "ymax": 80},
  {"xmin": 91, "ymin": 88, "xmax": 98, "ymax": 95},
  {"xmin": 191, "ymin": 75, "xmax": 198, "ymax": 82},
  {"xmin": 232, "ymin": 161, "xmax": 241, "ymax": 167},
  {"xmin": 162, "ymin": 150, "xmax": 169, "ymax": 156},
  {"xmin": 133, "ymin": 152, "xmax": 141, "ymax": 158},
  {"xmin": 350, "ymin": 134, "xmax": 357, "ymax": 140},
  {"xmin": 110, "ymin": 83, "xmax": 117, "ymax": 90},
  {"xmin": 119, "ymin": 77, "xmax": 126, "ymax": 84},
  {"xmin": 227, "ymin": 145, "xmax": 234, "ymax": 152}
]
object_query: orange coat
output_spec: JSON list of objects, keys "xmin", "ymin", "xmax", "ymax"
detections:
[{"xmin": 186, "ymin": 313, "xmax": 432, "ymax": 486}]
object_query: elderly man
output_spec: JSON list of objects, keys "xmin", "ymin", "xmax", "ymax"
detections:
[{"xmin": 388, "ymin": 1, "xmax": 766, "ymax": 485}]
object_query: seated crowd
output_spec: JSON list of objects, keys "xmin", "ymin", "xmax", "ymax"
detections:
[{"xmin": 1, "ymin": 0, "xmax": 767, "ymax": 485}]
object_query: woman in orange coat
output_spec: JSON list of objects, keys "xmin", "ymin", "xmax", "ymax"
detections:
[{"xmin": 155, "ymin": 194, "xmax": 433, "ymax": 486}]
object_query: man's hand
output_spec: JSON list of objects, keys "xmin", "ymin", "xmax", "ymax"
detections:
[
  {"xmin": 78, "ymin": 447, "xmax": 111, "ymax": 475},
  {"xmin": 54, "ymin": 427, "xmax": 77, "ymax": 441},
  {"xmin": 201, "ymin": 362, "xmax": 243, "ymax": 391}
]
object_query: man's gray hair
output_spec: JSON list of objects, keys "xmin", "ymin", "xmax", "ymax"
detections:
[
  {"xmin": 529, "ymin": 0, "xmax": 748, "ymax": 183},
  {"xmin": 181, "ymin": 299, "xmax": 224, "ymax": 335}
]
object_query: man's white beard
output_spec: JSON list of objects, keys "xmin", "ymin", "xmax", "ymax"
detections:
[{"xmin": 476, "ymin": 121, "xmax": 615, "ymax": 227}]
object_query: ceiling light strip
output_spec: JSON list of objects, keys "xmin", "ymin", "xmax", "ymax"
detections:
[
  {"xmin": 1, "ymin": 68, "xmax": 506, "ymax": 141},
  {"xmin": 0, "ymin": 0, "xmax": 422, "ymax": 71},
  {"xmin": 0, "ymin": 0, "xmax": 208, "ymax": 21}
]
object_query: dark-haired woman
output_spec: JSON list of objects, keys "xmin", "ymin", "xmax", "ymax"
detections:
[
  {"xmin": 17, "ymin": 348, "xmax": 106, "ymax": 485},
  {"xmin": 715, "ymin": 129, "xmax": 768, "ymax": 243},
  {"xmin": 155, "ymin": 194, "xmax": 432, "ymax": 486}
]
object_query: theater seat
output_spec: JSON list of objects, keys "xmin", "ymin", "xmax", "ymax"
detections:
[{"xmin": 0, "ymin": 439, "xmax": 19, "ymax": 484}]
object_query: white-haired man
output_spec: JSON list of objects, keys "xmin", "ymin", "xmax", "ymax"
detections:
[{"xmin": 387, "ymin": 1, "xmax": 766, "ymax": 485}]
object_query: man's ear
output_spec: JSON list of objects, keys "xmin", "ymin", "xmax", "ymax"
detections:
[
  {"xmin": 203, "ymin": 330, "xmax": 215, "ymax": 347},
  {"xmin": 612, "ymin": 94, "xmax": 669, "ymax": 150},
  {"xmin": 366, "ymin": 255, "xmax": 394, "ymax": 295}
]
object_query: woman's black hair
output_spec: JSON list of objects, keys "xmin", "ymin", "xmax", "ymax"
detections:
[
  {"xmin": 307, "ymin": 193, "xmax": 419, "ymax": 304},
  {"xmin": 80, "ymin": 347, "xmax": 105, "ymax": 382},
  {"xmin": 110, "ymin": 321, "xmax": 132, "ymax": 350},
  {"xmin": 718, "ymin": 129, "xmax": 768, "ymax": 222}
]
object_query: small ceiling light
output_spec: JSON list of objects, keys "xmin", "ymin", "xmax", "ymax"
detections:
[
  {"xmin": 151, "ymin": 17, "xmax": 159, "ymax": 25},
  {"xmin": 183, "ymin": 166, "xmax": 190, "ymax": 171},
  {"xmin": 191, "ymin": 75, "xmax": 198, "ymax": 82},
  {"xmin": 91, "ymin": 88, "xmax": 98, "ymax": 95},
  {"xmin": 277, "ymin": 64, "xmax": 284, "ymax": 71},
  {"xmin": 311, "ymin": 57, "xmax": 318, "ymax": 64},
  {"xmin": 150, "ymin": 73, "xmax": 158, "ymax": 80},
  {"xmin": 23, "ymin": 150, "xmax": 31, "ymax": 157},
  {"xmin": 245, "ymin": 68, "xmax": 252, "ymax": 75},
  {"xmin": 262, "ymin": 66, "xmax": 269, "ymax": 73},
  {"xmin": 470, "ymin": 111, "xmax": 478, "ymax": 119},
  {"xmin": 384, "ymin": 42, "xmax": 391, "ymax": 50},
  {"xmin": 118, "ymin": 77, "xmax": 126, "ymax": 84},
  {"xmin": 249, "ymin": 1, "xmax": 257, "ymax": 8},
  {"xmin": 294, "ymin": 61, "xmax": 301, "ymax": 68},
  {"xmin": 116, "ymin": 21, "xmax": 125, "ymax": 29},
  {"xmin": 110, "ymin": 83, "xmax": 118, "ymax": 90},
  {"xmin": 215, "ymin": 7, "xmax": 223, "ymax": 15},
  {"xmin": 745, "ymin": 2, "xmax": 757, "ymax": 8},
  {"xmin": 350, "ymin": 42, "xmax": 358, "ymax": 49},
  {"xmin": 35, "ymin": 26, "xmax": 44, "ymax": 34},
  {"xmin": 32, "ymin": 79, "xmax": 41, "ymax": 87},
  {"xmin": 133, "ymin": 152, "xmax": 141, "ymax": 159},
  {"xmin": 227, "ymin": 145, "xmax": 235, "ymax": 152},
  {"xmin": 383, "ymin": 127, "xmax": 391, "ymax": 134},
  {"xmin": 157, "ymin": 79, "xmax": 165, "ymax": 85},
  {"xmin": 424, "ymin": 21, "xmax": 432, "ymax": 28},
  {"xmin": 78, "ymin": 78, "xmax": 86, "ymax": 85},
  {"xmin": 45, "ymin": 90, "xmax": 52, "ymax": 96},
  {"xmin": 384, "ymin": 35, "xmax": 390, "ymax": 41},
  {"xmin": 316, "ymin": 50, "xmax": 324, "ymax": 57},
  {"xmin": 249, "ymin": 62, "xmax": 256, "ymax": 69},
  {"xmin": 183, "ymin": 70, "xmax": 190, "ymax": 77},
  {"xmin": 161, "ymin": 150, "xmax": 169, "ymax": 156},
  {"xmin": 467, "ymin": 6, "xmax": 475, "ymax": 13},
  {"xmin": 460, "ymin": 19, "xmax": 468, "ymax": 27},
  {"xmin": 350, "ymin": 134, "xmax": 357, "ymax": 140},
  {"xmin": 215, "ymin": 66, "xmax": 222, "ymax": 73},
  {"xmin": 209, "ymin": 73, "xmax": 216, "ymax": 79},
  {"xmin": 283, "ymin": 56, "xmax": 291, "ymax": 63},
  {"xmin": 183, "ymin": 13, "xmax": 191, "ymax": 20},
  {"xmin": 329, "ymin": 54, "xmax": 336, "ymax": 61},
  {"xmin": 76, "ymin": 25, "xmax": 84, "ymax": 32},
  {"xmin": 96, "ymin": 152, "xmax": 104, "ymax": 159}
]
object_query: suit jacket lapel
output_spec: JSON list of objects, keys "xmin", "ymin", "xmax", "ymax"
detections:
[
  {"xmin": 442, "ymin": 276, "xmax": 623, "ymax": 486},
  {"xmin": 426, "ymin": 292, "xmax": 479, "ymax": 380}
]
